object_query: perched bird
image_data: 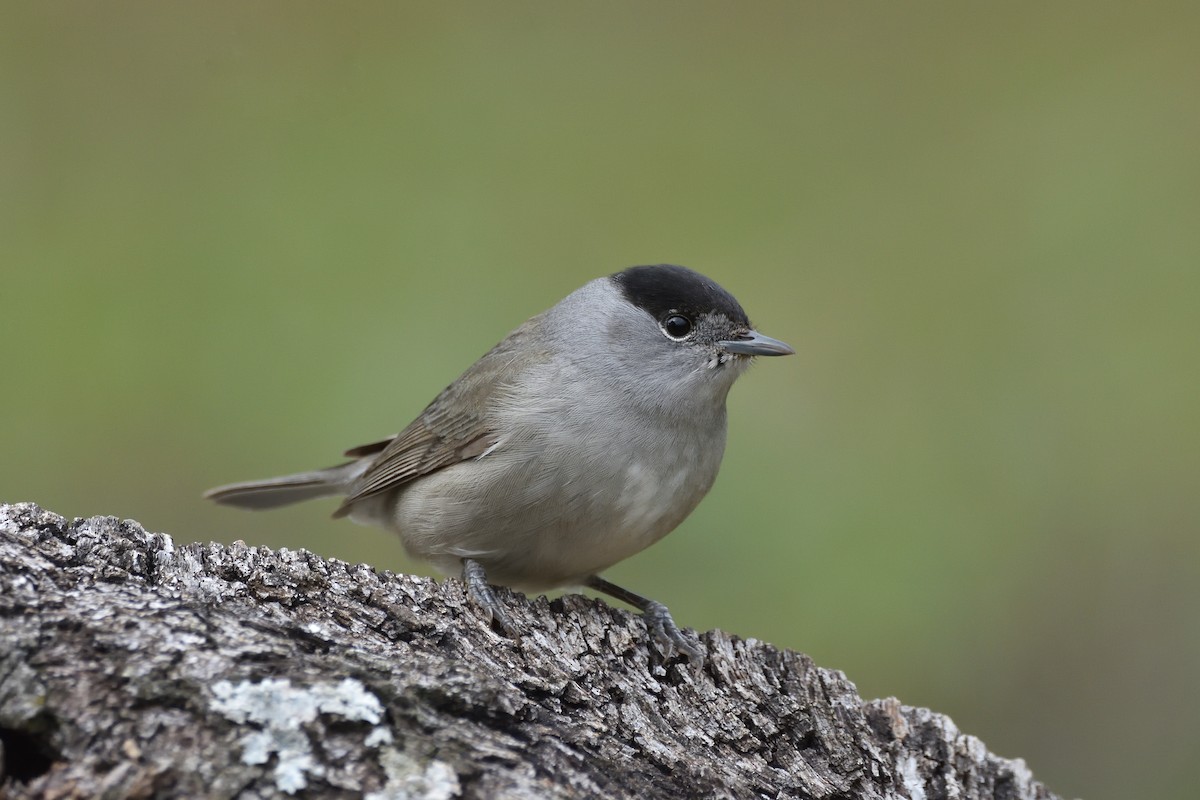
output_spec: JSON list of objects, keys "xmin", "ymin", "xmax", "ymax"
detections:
[{"xmin": 206, "ymin": 264, "xmax": 793, "ymax": 659}]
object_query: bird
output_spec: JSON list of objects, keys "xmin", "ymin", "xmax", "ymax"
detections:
[{"xmin": 205, "ymin": 264, "xmax": 793, "ymax": 659}]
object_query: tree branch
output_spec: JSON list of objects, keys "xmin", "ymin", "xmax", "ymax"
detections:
[{"xmin": 0, "ymin": 503, "xmax": 1061, "ymax": 799}]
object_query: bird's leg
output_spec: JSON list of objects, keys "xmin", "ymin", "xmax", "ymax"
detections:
[
  {"xmin": 585, "ymin": 575, "xmax": 703, "ymax": 662},
  {"xmin": 461, "ymin": 558, "xmax": 516, "ymax": 638}
]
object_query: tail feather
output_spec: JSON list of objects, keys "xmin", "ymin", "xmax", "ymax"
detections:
[{"xmin": 204, "ymin": 463, "xmax": 356, "ymax": 511}]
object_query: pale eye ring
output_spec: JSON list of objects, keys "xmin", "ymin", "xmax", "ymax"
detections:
[{"xmin": 660, "ymin": 314, "xmax": 693, "ymax": 340}]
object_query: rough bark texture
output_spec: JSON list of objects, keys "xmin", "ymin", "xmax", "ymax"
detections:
[{"xmin": 0, "ymin": 503, "xmax": 1061, "ymax": 800}]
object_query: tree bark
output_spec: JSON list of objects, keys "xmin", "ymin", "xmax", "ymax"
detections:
[{"xmin": 0, "ymin": 503, "xmax": 1062, "ymax": 800}]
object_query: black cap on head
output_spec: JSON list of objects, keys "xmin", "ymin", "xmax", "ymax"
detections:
[{"xmin": 611, "ymin": 265, "xmax": 750, "ymax": 327}]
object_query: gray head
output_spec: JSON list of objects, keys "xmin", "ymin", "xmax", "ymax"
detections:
[{"xmin": 540, "ymin": 264, "xmax": 793, "ymax": 417}]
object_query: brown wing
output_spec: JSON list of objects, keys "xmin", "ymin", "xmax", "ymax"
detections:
[
  {"xmin": 331, "ymin": 406, "xmax": 497, "ymax": 518},
  {"xmin": 330, "ymin": 315, "xmax": 541, "ymax": 518}
]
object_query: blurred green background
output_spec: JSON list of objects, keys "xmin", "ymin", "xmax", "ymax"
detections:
[{"xmin": 4, "ymin": 3, "xmax": 1198, "ymax": 797}]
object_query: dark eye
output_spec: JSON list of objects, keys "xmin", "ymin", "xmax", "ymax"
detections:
[{"xmin": 661, "ymin": 314, "xmax": 693, "ymax": 340}]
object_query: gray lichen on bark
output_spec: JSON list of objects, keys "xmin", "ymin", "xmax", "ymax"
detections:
[{"xmin": 0, "ymin": 503, "xmax": 1063, "ymax": 799}]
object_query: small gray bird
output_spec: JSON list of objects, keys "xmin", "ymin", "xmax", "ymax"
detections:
[{"xmin": 206, "ymin": 264, "xmax": 792, "ymax": 659}]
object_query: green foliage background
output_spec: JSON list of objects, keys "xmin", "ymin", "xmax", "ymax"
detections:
[{"xmin": 4, "ymin": 4, "xmax": 1198, "ymax": 798}]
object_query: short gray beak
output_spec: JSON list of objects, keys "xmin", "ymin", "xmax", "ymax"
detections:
[{"xmin": 719, "ymin": 330, "xmax": 795, "ymax": 357}]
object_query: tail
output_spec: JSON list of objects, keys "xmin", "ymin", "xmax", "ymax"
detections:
[{"xmin": 204, "ymin": 462, "xmax": 359, "ymax": 511}]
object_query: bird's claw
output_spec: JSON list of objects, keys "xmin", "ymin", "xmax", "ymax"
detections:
[
  {"xmin": 642, "ymin": 600, "xmax": 703, "ymax": 663},
  {"xmin": 462, "ymin": 558, "xmax": 517, "ymax": 638}
]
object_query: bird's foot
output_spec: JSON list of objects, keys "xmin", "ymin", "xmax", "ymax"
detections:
[
  {"xmin": 461, "ymin": 558, "xmax": 517, "ymax": 638},
  {"xmin": 641, "ymin": 600, "xmax": 703, "ymax": 663}
]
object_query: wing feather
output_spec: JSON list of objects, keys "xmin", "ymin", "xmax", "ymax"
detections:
[{"xmin": 331, "ymin": 316, "xmax": 541, "ymax": 518}]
